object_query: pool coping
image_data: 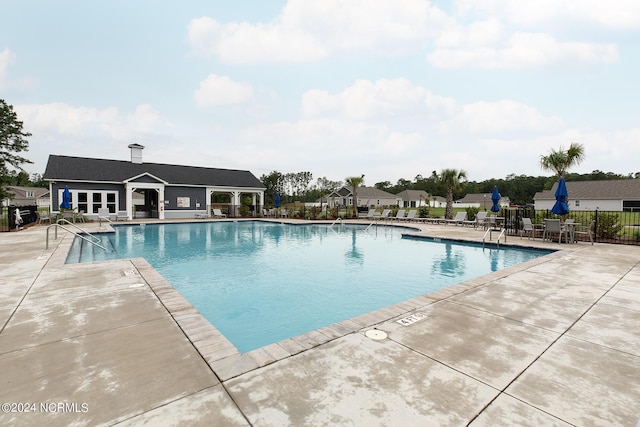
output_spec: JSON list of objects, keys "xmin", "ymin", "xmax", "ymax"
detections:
[{"xmin": 60, "ymin": 218, "xmax": 569, "ymax": 381}]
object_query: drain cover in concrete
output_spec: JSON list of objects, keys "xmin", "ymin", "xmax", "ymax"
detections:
[{"xmin": 365, "ymin": 329, "xmax": 388, "ymax": 340}]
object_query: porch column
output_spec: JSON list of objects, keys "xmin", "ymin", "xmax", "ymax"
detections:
[
  {"xmin": 232, "ymin": 191, "xmax": 240, "ymax": 217},
  {"xmin": 158, "ymin": 187, "xmax": 165, "ymax": 220},
  {"xmin": 125, "ymin": 184, "xmax": 133, "ymax": 220},
  {"xmin": 207, "ymin": 188, "xmax": 214, "ymax": 216}
]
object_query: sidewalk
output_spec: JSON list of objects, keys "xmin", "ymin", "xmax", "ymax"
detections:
[{"xmin": 1, "ymin": 221, "xmax": 639, "ymax": 426}]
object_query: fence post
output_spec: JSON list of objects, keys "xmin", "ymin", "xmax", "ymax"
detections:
[{"xmin": 594, "ymin": 209, "xmax": 599, "ymax": 243}]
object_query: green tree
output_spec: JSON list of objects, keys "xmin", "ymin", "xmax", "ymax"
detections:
[
  {"xmin": 539, "ymin": 143, "xmax": 585, "ymax": 177},
  {"xmin": 432, "ymin": 169, "xmax": 467, "ymax": 219},
  {"xmin": 345, "ymin": 174, "xmax": 365, "ymax": 218},
  {"xmin": 260, "ymin": 171, "xmax": 285, "ymax": 206},
  {"xmin": 1, "ymin": 99, "xmax": 32, "ymax": 200}
]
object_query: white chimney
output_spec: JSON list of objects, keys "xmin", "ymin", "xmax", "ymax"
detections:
[{"xmin": 128, "ymin": 143, "xmax": 145, "ymax": 164}]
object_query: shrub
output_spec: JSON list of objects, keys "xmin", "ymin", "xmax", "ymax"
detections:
[
  {"xmin": 595, "ymin": 213, "xmax": 622, "ymax": 239},
  {"xmin": 465, "ymin": 207, "xmax": 479, "ymax": 221},
  {"xmin": 418, "ymin": 206, "xmax": 430, "ymax": 218}
]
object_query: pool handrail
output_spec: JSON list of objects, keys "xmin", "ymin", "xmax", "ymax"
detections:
[
  {"xmin": 46, "ymin": 222, "xmax": 107, "ymax": 251},
  {"xmin": 56, "ymin": 218, "xmax": 102, "ymax": 243},
  {"xmin": 330, "ymin": 217, "xmax": 343, "ymax": 228}
]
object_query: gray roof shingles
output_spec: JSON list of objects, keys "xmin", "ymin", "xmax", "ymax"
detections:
[
  {"xmin": 535, "ymin": 179, "xmax": 640, "ymax": 200},
  {"xmin": 43, "ymin": 155, "xmax": 265, "ymax": 189}
]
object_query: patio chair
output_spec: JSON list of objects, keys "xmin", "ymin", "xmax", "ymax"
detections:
[
  {"xmin": 400, "ymin": 210, "xmax": 417, "ymax": 222},
  {"xmin": 542, "ymin": 219, "xmax": 564, "ymax": 243},
  {"xmin": 362, "ymin": 209, "xmax": 377, "ymax": 220},
  {"xmin": 377, "ymin": 209, "xmax": 391, "ymax": 221},
  {"xmin": 61, "ymin": 210, "xmax": 76, "ymax": 223},
  {"xmin": 75, "ymin": 210, "xmax": 86, "ymax": 223},
  {"xmin": 462, "ymin": 211, "xmax": 483, "ymax": 228},
  {"xmin": 116, "ymin": 211, "xmax": 128, "ymax": 221},
  {"xmin": 392, "ymin": 209, "xmax": 406, "ymax": 221},
  {"xmin": 471, "ymin": 211, "xmax": 488, "ymax": 229},
  {"xmin": 38, "ymin": 211, "xmax": 52, "ymax": 225},
  {"xmin": 572, "ymin": 220, "xmax": 594, "ymax": 245},
  {"xmin": 445, "ymin": 211, "xmax": 466, "ymax": 226},
  {"xmin": 212, "ymin": 209, "xmax": 227, "ymax": 218},
  {"xmin": 520, "ymin": 218, "xmax": 543, "ymax": 239}
]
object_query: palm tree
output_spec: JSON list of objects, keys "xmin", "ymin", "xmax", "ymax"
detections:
[
  {"xmin": 345, "ymin": 174, "xmax": 365, "ymax": 218},
  {"xmin": 539, "ymin": 143, "xmax": 585, "ymax": 177},
  {"xmin": 432, "ymin": 169, "xmax": 467, "ymax": 219}
]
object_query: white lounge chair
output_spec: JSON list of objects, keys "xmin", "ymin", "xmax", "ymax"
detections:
[
  {"xmin": 463, "ymin": 211, "xmax": 485, "ymax": 228},
  {"xmin": 445, "ymin": 211, "xmax": 466, "ymax": 226},
  {"xmin": 473, "ymin": 211, "xmax": 488, "ymax": 229},
  {"xmin": 212, "ymin": 209, "xmax": 227, "ymax": 218},
  {"xmin": 378, "ymin": 209, "xmax": 392, "ymax": 221},
  {"xmin": 362, "ymin": 209, "xmax": 377, "ymax": 220},
  {"xmin": 400, "ymin": 210, "xmax": 417, "ymax": 222},
  {"xmin": 392, "ymin": 209, "xmax": 406, "ymax": 221}
]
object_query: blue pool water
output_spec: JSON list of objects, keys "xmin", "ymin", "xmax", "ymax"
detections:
[{"xmin": 67, "ymin": 221, "xmax": 549, "ymax": 353}]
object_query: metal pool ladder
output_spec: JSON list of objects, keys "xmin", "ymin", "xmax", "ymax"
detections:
[
  {"xmin": 483, "ymin": 226, "xmax": 506, "ymax": 248},
  {"xmin": 46, "ymin": 219, "xmax": 107, "ymax": 251}
]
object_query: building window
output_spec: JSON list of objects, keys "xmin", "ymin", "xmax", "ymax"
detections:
[
  {"xmin": 575, "ymin": 200, "xmax": 581, "ymax": 207},
  {"xmin": 26, "ymin": 191, "xmax": 35, "ymax": 198},
  {"xmin": 107, "ymin": 193, "xmax": 116, "ymax": 213},
  {"xmin": 78, "ymin": 192, "xmax": 88, "ymax": 213},
  {"xmin": 92, "ymin": 193, "xmax": 102, "ymax": 213},
  {"xmin": 60, "ymin": 189, "xmax": 118, "ymax": 214}
]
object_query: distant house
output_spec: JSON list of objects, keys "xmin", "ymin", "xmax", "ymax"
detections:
[
  {"xmin": 43, "ymin": 144, "xmax": 266, "ymax": 220},
  {"xmin": 430, "ymin": 196, "xmax": 447, "ymax": 208},
  {"xmin": 396, "ymin": 190, "xmax": 430, "ymax": 208},
  {"xmin": 326, "ymin": 186, "xmax": 399, "ymax": 208},
  {"xmin": 395, "ymin": 190, "xmax": 448, "ymax": 208},
  {"xmin": 2, "ymin": 186, "xmax": 50, "ymax": 208},
  {"xmin": 454, "ymin": 193, "xmax": 511, "ymax": 210},
  {"xmin": 534, "ymin": 179, "xmax": 640, "ymax": 212}
]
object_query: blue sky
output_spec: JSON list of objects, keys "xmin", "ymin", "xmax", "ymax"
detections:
[{"xmin": 2, "ymin": 0, "xmax": 639, "ymax": 186}]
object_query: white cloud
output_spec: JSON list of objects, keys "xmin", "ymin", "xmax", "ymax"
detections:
[
  {"xmin": 0, "ymin": 48, "xmax": 15, "ymax": 89},
  {"xmin": 455, "ymin": 0, "xmax": 640, "ymax": 29},
  {"xmin": 437, "ymin": 99, "xmax": 565, "ymax": 134},
  {"xmin": 429, "ymin": 31, "xmax": 619, "ymax": 69},
  {"xmin": 187, "ymin": 0, "xmax": 449, "ymax": 63},
  {"xmin": 194, "ymin": 74, "xmax": 253, "ymax": 107},
  {"xmin": 187, "ymin": 17, "xmax": 328, "ymax": 63},
  {"xmin": 15, "ymin": 103, "xmax": 172, "ymax": 140},
  {"xmin": 302, "ymin": 78, "xmax": 456, "ymax": 120}
]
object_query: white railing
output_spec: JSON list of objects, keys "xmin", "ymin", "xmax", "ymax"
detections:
[
  {"xmin": 46, "ymin": 222, "xmax": 107, "ymax": 251},
  {"xmin": 483, "ymin": 227, "xmax": 507, "ymax": 247}
]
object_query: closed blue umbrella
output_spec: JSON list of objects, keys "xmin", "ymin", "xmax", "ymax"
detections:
[
  {"xmin": 60, "ymin": 186, "xmax": 72, "ymax": 209},
  {"xmin": 551, "ymin": 177, "xmax": 569, "ymax": 215},
  {"xmin": 274, "ymin": 193, "xmax": 280, "ymax": 208},
  {"xmin": 490, "ymin": 185, "xmax": 501, "ymax": 213}
]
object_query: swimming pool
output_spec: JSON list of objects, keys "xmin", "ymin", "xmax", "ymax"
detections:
[{"xmin": 67, "ymin": 221, "xmax": 549, "ymax": 352}]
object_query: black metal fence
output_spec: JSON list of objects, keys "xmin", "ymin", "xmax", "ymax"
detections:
[
  {"xmin": 0, "ymin": 205, "xmax": 39, "ymax": 232},
  {"xmin": 500, "ymin": 207, "xmax": 640, "ymax": 246}
]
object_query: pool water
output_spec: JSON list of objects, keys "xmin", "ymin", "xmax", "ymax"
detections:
[{"xmin": 67, "ymin": 221, "xmax": 548, "ymax": 352}]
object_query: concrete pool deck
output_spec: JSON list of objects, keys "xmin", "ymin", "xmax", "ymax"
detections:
[{"xmin": 1, "ymin": 219, "xmax": 639, "ymax": 426}]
